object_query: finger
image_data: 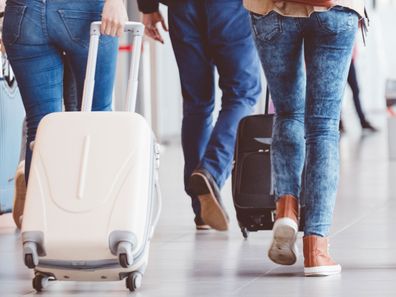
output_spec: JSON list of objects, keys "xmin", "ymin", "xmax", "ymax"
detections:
[
  {"xmin": 144, "ymin": 28, "xmax": 157, "ymax": 40},
  {"xmin": 161, "ymin": 19, "xmax": 169, "ymax": 32},
  {"xmin": 116, "ymin": 23, "xmax": 124, "ymax": 37},
  {"xmin": 109, "ymin": 21, "xmax": 119, "ymax": 37},
  {"xmin": 100, "ymin": 20, "xmax": 107, "ymax": 35},
  {"xmin": 104, "ymin": 19, "xmax": 113, "ymax": 35},
  {"xmin": 152, "ymin": 28, "xmax": 164, "ymax": 44}
]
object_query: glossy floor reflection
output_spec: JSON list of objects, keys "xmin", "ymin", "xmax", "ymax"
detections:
[{"xmin": 0, "ymin": 113, "xmax": 395, "ymax": 297}]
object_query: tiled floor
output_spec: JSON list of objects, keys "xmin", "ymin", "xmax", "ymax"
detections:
[{"xmin": 1, "ymin": 113, "xmax": 395, "ymax": 297}]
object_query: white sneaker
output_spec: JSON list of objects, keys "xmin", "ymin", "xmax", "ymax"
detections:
[{"xmin": 268, "ymin": 217, "xmax": 298, "ymax": 265}]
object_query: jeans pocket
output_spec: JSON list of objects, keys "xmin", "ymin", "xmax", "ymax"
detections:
[
  {"xmin": 3, "ymin": 4, "xmax": 27, "ymax": 46},
  {"xmin": 315, "ymin": 6, "xmax": 358, "ymax": 34},
  {"xmin": 250, "ymin": 11, "xmax": 282, "ymax": 42},
  {"xmin": 58, "ymin": 9, "xmax": 114, "ymax": 48}
]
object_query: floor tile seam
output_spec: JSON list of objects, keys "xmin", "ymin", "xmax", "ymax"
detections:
[
  {"xmin": 331, "ymin": 200, "xmax": 391, "ymax": 238},
  {"xmin": 231, "ymin": 266, "xmax": 280, "ymax": 295}
]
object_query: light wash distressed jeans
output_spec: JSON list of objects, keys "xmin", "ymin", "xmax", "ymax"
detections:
[
  {"xmin": 3, "ymin": 0, "xmax": 118, "ymax": 182},
  {"xmin": 251, "ymin": 6, "xmax": 358, "ymax": 236}
]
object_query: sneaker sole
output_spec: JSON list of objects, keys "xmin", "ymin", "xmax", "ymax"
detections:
[
  {"xmin": 268, "ymin": 218, "xmax": 298, "ymax": 265},
  {"xmin": 304, "ymin": 264, "xmax": 342, "ymax": 276},
  {"xmin": 196, "ymin": 224, "xmax": 211, "ymax": 231}
]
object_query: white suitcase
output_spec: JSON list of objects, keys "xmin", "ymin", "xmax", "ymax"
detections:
[{"xmin": 21, "ymin": 22, "xmax": 161, "ymax": 292}]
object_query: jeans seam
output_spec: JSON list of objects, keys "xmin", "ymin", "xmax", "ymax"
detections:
[{"xmin": 42, "ymin": 1, "xmax": 49, "ymax": 40}]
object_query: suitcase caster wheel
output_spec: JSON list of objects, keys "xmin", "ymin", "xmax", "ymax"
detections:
[
  {"xmin": 24, "ymin": 254, "xmax": 36, "ymax": 269},
  {"xmin": 241, "ymin": 228, "xmax": 249, "ymax": 239},
  {"xmin": 119, "ymin": 253, "xmax": 131, "ymax": 268},
  {"xmin": 126, "ymin": 272, "xmax": 142, "ymax": 292},
  {"xmin": 23, "ymin": 242, "xmax": 39, "ymax": 268},
  {"xmin": 33, "ymin": 274, "xmax": 49, "ymax": 292},
  {"xmin": 117, "ymin": 242, "xmax": 134, "ymax": 268}
]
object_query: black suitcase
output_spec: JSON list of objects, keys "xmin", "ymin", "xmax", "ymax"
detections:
[{"xmin": 232, "ymin": 88, "xmax": 304, "ymax": 238}]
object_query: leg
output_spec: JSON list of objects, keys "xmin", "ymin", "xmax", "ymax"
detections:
[
  {"xmin": 303, "ymin": 8, "xmax": 358, "ymax": 238},
  {"xmin": 63, "ymin": 41, "xmax": 117, "ymax": 112},
  {"xmin": 8, "ymin": 45, "xmax": 63, "ymax": 182},
  {"xmin": 47, "ymin": 0, "xmax": 118, "ymax": 112},
  {"xmin": 204, "ymin": 0, "xmax": 262, "ymax": 188},
  {"xmin": 347, "ymin": 60, "xmax": 367, "ymax": 125},
  {"xmin": 303, "ymin": 8, "xmax": 358, "ymax": 276},
  {"xmin": 4, "ymin": 1, "xmax": 64, "ymax": 182},
  {"xmin": 251, "ymin": 11, "xmax": 305, "ymax": 265},
  {"xmin": 168, "ymin": 1, "xmax": 215, "ymax": 217},
  {"xmin": 251, "ymin": 12, "xmax": 306, "ymax": 202}
]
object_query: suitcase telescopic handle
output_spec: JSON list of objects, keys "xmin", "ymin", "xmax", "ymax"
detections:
[
  {"xmin": 81, "ymin": 21, "xmax": 145, "ymax": 113},
  {"xmin": 264, "ymin": 86, "xmax": 270, "ymax": 115}
]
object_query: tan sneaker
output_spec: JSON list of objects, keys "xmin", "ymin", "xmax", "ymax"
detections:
[
  {"xmin": 303, "ymin": 235, "xmax": 341, "ymax": 276},
  {"xmin": 12, "ymin": 161, "xmax": 26, "ymax": 229},
  {"xmin": 268, "ymin": 195, "xmax": 299, "ymax": 265}
]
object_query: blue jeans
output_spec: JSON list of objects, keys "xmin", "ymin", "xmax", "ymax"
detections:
[
  {"xmin": 168, "ymin": 0, "xmax": 261, "ymax": 216},
  {"xmin": 251, "ymin": 6, "xmax": 358, "ymax": 236},
  {"xmin": 3, "ymin": 0, "xmax": 118, "ymax": 181}
]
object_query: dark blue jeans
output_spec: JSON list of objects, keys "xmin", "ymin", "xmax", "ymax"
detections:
[
  {"xmin": 251, "ymin": 7, "xmax": 358, "ymax": 236},
  {"xmin": 168, "ymin": 0, "xmax": 262, "ymax": 215},
  {"xmin": 3, "ymin": 0, "xmax": 118, "ymax": 181}
]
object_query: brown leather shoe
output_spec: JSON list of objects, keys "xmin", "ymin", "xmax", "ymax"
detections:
[
  {"xmin": 303, "ymin": 235, "xmax": 341, "ymax": 276},
  {"xmin": 268, "ymin": 195, "xmax": 299, "ymax": 265},
  {"xmin": 12, "ymin": 161, "xmax": 26, "ymax": 229},
  {"xmin": 188, "ymin": 169, "xmax": 229, "ymax": 231}
]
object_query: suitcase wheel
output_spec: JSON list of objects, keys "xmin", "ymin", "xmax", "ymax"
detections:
[
  {"xmin": 126, "ymin": 272, "xmax": 143, "ymax": 292},
  {"xmin": 24, "ymin": 254, "xmax": 36, "ymax": 269},
  {"xmin": 32, "ymin": 274, "xmax": 49, "ymax": 292},
  {"xmin": 241, "ymin": 227, "xmax": 249, "ymax": 239},
  {"xmin": 117, "ymin": 242, "xmax": 134, "ymax": 268},
  {"xmin": 23, "ymin": 242, "xmax": 39, "ymax": 269},
  {"xmin": 119, "ymin": 253, "xmax": 130, "ymax": 268}
]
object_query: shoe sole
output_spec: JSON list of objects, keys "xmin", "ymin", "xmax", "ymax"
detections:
[
  {"xmin": 268, "ymin": 218, "xmax": 298, "ymax": 265},
  {"xmin": 193, "ymin": 173, "xmax": 228, "ymax": 231},
  {"xmin": 304, "ymin": 264, "xmax": 342, "ymax": 276},
  {"xmin": 13, "ymin": 164, "xmax": 26, "ymax": 230},
  {"xmin": 192, "ymin": 173, "xmax": 229, "ymax": 231},
  {"xmin": 196, "ymin": 224, "xmax": 211, "ymax": 231},
  {"xmin": 198, "ymin": 194, "xmax": 229, "ymax": 231}
]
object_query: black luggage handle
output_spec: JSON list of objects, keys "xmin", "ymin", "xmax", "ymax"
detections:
[{"xmin": 264, "ymin": 86, "xmax": 270, "ymax": 115}]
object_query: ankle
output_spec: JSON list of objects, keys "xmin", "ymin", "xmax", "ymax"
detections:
[
  {"xmin": 276, "ymin": 195, "xmax": 298, "ymax": 224},
  {"xmin": 303, "ymin": 235, "xmax": 337, "ymax": 267}
]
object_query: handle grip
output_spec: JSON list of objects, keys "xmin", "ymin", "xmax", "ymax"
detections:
[{"xmin": 90, "ymin": 21, "xmax": 144, "ymax": 36}]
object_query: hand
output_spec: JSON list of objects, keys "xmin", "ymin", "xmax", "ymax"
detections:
[
  {"xmin": 101, "ymin": 0, "xmax": 129, "ymax": 37},
  {"xmin": 142, "ymin": 11, "xmax": 168, "ymax": 44}
]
